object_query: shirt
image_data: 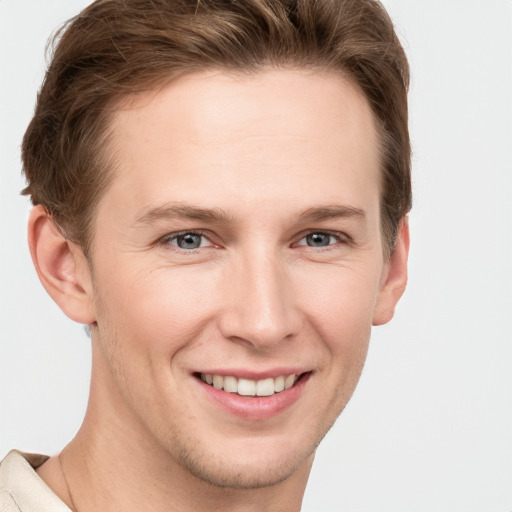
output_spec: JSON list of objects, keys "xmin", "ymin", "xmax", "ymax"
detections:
[{"xmin": 0, "ymin": 450, "xmax": 70, "ymax": 512}]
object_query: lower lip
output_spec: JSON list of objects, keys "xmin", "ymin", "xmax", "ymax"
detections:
[{"xmin": 197, "ymin": 373, "xmax": 311, "ymax": 421}]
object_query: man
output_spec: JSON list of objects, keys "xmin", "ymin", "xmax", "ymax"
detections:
[{"xmin": 0, "ymin": 0, "xmax": 411, "ymax": 510}]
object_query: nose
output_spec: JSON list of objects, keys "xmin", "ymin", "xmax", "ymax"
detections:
[{"xmin": 217, "ymin": 249, "xmax": 302, "ymax": 350}]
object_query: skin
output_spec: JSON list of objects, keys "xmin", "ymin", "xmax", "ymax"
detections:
[{"xmin": 30, "ymin": 68, "xmax": 409, "ymax": 512}]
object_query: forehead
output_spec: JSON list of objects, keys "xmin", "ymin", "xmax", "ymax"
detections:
[{"xmin": 102, "ymin": 68, "xmax": 380, "ymax": 223}]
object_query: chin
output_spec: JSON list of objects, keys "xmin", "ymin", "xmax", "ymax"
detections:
[
  {"xmin": 181, "ymin": 453, "xmax": 308, "ymax": 490},
  {"xmin": 169, "ymin": 432, "xmax": 317, "ymax": 490}
]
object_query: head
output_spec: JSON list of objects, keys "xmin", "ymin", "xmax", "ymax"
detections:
[{"xmin": 23, "ymin": 0, "xmax": 411, "ymax": 494}]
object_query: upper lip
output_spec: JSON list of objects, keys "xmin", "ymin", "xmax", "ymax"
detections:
[{"xmin": 193, "ymin": 368, "xmax": 311, "ymax": 380}]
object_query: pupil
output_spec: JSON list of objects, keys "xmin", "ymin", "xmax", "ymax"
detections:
[
  {"xmin": 178, "ymin": 233, "xmax": 201, "ymax": 249},
  {"xmin": 307, "ymin": 233, "xmax": 330, "ymax": 247}
]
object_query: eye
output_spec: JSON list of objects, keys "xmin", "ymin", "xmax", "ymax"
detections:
[
  {"xmin": 296, "ymin": 232, "xmax": 342, "ymax": 248},
  {"xmin": 165, "ymin": 231, "xmax": 211, "ymax": 250}
]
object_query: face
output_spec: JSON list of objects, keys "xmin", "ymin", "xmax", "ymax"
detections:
[{"xmin": 84, "ymin": 69, "xmax": 399, "ymax": 488}]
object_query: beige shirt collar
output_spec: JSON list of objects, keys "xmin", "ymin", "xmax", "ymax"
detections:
[{"xmin": 0, "ymin": 450, "xmax": 70, "ymax": 511}]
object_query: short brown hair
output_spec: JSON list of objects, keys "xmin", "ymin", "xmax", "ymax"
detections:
[{"xmin": 22, "ymin": 0, "xmax": 411, "ymax": 256}]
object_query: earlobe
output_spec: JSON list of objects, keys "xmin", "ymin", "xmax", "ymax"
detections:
[
  {"xmin": 372, "ymin": 218, "xmax": 410, "ymax": 326},
  {"xmin": 28, "ymin": 205, "xmax": 96, "ymax": 325}
]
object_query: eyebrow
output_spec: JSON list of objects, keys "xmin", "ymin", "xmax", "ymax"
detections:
[
  {"xmin": 134, "ymin": 202, "xmax": 365, "ymax": 226},
  {"xmin": 297, "ymin": 205, "xmax": 366, "ymax": 223},
  {"xmin": 135, "ymin": 203, "xmax": 235, "ymax": 225}
]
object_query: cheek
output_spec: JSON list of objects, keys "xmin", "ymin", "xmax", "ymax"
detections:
[
  {"xmin": 293, "ymin": 263, "xmax": 379, "ymax": 404},
  {"xmin": 93, "ymin": 260, "xmax": 220, "ymax": 357},
  {"xmin": 295, "ymin": 263, "xmax": 381, "ymax": 339}
]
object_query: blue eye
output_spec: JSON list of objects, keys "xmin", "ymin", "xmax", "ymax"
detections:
[
  {"xmin": 307, "ymin": 233, "xmax": 334, "ymax": 247},
  {"xmin": 168, "ymin": 232, "xmax": 209, "ymax": 250},
  {"xmin": 297, "ymin": 232, "xmax": 340, "ymax": 248}
]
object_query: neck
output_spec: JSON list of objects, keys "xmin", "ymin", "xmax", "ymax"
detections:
[{"xmin": 58, "ymin": 423, "xmax": 312, "ymax": 512}]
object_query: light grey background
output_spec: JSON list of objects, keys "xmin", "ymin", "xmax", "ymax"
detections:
[{"xmin": 1, "ymin": 1, "xmax": 511, "ymax": 511}]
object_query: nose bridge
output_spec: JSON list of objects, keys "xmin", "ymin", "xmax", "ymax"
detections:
[{"xmin": 219, "ymin": 243, "xmax": 300, "ymax": 349}]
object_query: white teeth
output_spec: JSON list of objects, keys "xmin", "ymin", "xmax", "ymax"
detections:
[
  {"xmin": 213, "ymin": 375, "xmax": 223, "ymax": 390},
  {"xmin": 200, "ymin": 373, "xmax": 300, "ymax": 396},
  {"xmin": 284, "ymin": 374, "xmax": 295, "ymax": 390},
  {"xmin": 256, "ymin": 378, "xmax": 275, "ymax": 396},
  {"xmin": 223, "ymin": 376, "xmax": 238, "ymax": 393},
  {"xmin": 274, "ymin": 376, "xmax": 285, "ymax": 392},
  {"xmin": 238, "ymin": 378, "xmax": 256, "ymax": 396}
]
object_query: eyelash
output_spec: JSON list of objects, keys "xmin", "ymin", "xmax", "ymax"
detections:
[
  {"xmin": 158, "ymin": 229, "xmax": 351, "ymax": 252},
  {"xmin": 159, "ymin": 230, "xmax": 212, "ymax": 251},
  {"xmin": 294, "ymin": 230, "xmax": 351, "ymax": 249}
]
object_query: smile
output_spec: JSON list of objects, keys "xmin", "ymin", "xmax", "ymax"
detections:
[
  {"xmin": 200, "ymin": 373, "xmax": 299, "ymax": 397},
  {"xmin": 196, "ymin": 371, "xmax": 311, "ymax": 420}
]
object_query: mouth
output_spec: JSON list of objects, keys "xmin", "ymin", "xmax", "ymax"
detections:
[
  {"xmin": 194, "ymin": 371, "xmax": 311, "ymax": 420},
  {"xmin": 197, "ymin": 372, "xmax": 304, "ymax": 397}
]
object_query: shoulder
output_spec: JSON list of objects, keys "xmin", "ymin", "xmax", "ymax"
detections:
[{"xmin": 0, "ymin": 450, "xmax": 70, "ymax": 512}]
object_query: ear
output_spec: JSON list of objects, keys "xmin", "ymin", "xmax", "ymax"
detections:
[
  {"xmin": 28, "ymin": 205, "xmax": 96, "ymax": 325},
  {"xmin": 372, "ymin": 218, "xmax": 410, "ymax": 326}
]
